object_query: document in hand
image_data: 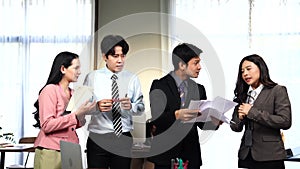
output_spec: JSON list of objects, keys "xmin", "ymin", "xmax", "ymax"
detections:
[
  {"xmin": 66, "ymin": 86, "xmax": 94, "ymax": 113},
  {"xmin": 187, "ymin": 96, "xmax": 237, "ymax": 124}
]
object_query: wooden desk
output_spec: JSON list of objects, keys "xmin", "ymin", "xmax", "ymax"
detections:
[{"xmin": 0, "ymin": 144, "xmax": 34, "ymax": 169}]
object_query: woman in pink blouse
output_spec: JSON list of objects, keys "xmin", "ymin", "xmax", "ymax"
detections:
[{"xmin": 32, "ymin": 51, "xmax": 96, "ymax": 169}]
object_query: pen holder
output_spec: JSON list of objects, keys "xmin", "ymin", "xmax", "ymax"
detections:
[{"xmin": 171, "ymin": 158, "xmax": 188, "ymax": 169}]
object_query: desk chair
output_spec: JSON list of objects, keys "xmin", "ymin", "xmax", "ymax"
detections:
[{"xmin": 6, "ymin": 137, "xmax": 36, "ymax": 169}]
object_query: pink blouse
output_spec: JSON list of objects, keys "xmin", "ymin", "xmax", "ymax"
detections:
[{"xmin": 34, "ymin": 84, "xmax": 80, "ymax": 151}]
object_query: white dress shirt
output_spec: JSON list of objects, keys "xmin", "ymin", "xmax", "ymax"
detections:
[
  {"xmin": 83, "ymin": 66, "xmax": 145, "ymax": 134},
  {"xmin": 247, "ymin": 84, "xmax": 264, "ymax": 102}
]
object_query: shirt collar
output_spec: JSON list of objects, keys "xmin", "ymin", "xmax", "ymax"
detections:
[
  {"xmin": 170, "ymin": 71, "xmax": 188, "ymax": 87},
  {"xmin": 104, "ymin": 66, "xmax": 119, "ymax": 79},
  {"xmin": 248, "ymin": 84, "xmax": 264, "ymax": 98}
]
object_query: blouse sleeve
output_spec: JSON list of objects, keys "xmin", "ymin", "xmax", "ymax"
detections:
[{"xmin": 39, "ymin": 85, "xmax": 77, "ymax": 134}]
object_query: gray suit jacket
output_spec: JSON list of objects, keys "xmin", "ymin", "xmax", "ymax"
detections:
[{"xmin": 230, "ymin": 85, "xmax": 291, "ymax": 161}]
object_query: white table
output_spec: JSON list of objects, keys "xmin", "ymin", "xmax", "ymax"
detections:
[{"xmin": 0, "ymin": 144, "xmax": 34, "ymax": 169}]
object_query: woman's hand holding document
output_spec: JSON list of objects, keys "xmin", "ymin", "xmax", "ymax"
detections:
[
  {"xmin": 66, "ymin": 86, "xmax": 95, "ymax": 113},
  {"xmin": 186, "ymin": 96, "xmax": 237, "ymax": 124}
]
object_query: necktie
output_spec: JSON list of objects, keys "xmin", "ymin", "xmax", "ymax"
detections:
[
  {"xmin": 111, "ymin": 74, "xmax": 122, "ymax": 137},
  {"xmin": 247, "ymin": 90, "xmax": 256, "ymax": 105},
  {"xmin": 178, "ymin": 82, "xmax": 186, "ymax": 108},
  {"xmin": 245, "ymin": 90, "xmax": 257, "ymax": 147}
]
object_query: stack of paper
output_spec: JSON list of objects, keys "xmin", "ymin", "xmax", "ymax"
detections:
[
  {"xmin": 66, "ymin": 86, "xmax": 94, "ymax": 113},
  {"xmin": 187, "ymin": 96, "xmax": 237, "ymax": 124}
]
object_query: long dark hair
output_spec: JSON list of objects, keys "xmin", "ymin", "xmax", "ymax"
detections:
[
  {"xmin": 233, "ymin": 54, "xmax": 277, "ymax": 103},
  {"xmin": 33, "ymin": 51, "xmax": 79, "ymax": 128}
]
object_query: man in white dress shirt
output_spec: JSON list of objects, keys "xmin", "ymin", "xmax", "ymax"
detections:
[{"xmin": 83, "ymin": 34, "xmax": 145, "ymax": 169}]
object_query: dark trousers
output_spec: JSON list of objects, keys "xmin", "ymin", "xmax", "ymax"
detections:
[
  {"xmin": 86, "ymin": 132, "xmax": 133, "ymax": 169},
  {"xmin": 238, "ymin": 152, "xmax": 285, "ymax": 169},
  {"xmin": 154, "ymin": 165, "xmax": 171, "ymax": 169}
]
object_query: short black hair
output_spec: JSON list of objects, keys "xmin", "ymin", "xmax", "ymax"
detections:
[
  {"xmin": 172, "ymin": 43, "xmax": 203, "ymax": 70},
  {"xmin": 100, "ymin": 35, "xmax": 129, "ymax": 58}
]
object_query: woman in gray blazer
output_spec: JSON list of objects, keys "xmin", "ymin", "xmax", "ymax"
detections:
[{"xmin": 230, "ymin": 54, "xmax": 291, "ymax": 169}]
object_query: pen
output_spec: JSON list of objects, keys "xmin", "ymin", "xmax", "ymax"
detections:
[
  {"xmin": 112, "ymin": 98, "xmax": 121, "ymax": 102},
  {"xmin": 89, "ymin": 96, "xmax": 94, "ymax": 102},
  {"xmin": 230, "ymin": 120, "xmax": 236, "ymax": 125}
]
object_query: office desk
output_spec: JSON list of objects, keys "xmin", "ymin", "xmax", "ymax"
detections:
[
  {"xmin": 0, "ymin": 144, "xmax": 34, "ymax": 169},
  {"xmin": 285, "ymin": 154, "xmax": 300, "ymax": 162},
  {"xmin": 285, "ymin": 147, "xmax": 300, "ymax": 162}
]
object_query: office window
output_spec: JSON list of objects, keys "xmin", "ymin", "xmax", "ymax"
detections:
[{"xmin": 0, "ymin": 0, "xmax": 93, "ymax": 165}]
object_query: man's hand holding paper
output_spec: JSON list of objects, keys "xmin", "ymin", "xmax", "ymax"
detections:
[
  {"xmin": 97, "ymin": 94, "xmax": 131, "ymax": 112},
  {"xmin": 98, "ymin": 99, "xmax": 113, "ymax": 112},
  {"xmin": 186, "ymin": 96, "xmax": 237, "ymax": 124},
  {"xmin": 175, "ymin": 109, "xmax": 201, "ymax": 121}
]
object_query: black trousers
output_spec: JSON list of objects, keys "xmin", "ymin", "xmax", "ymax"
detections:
[
  {"xmin": 86, "ymin": 132, "xmax": 133, "ymax": 169},
  {"xmin": 238, "ymin": 152, "xmax": 285, "ymax": 169}
]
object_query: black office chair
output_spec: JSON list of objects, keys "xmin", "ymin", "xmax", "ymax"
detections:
[{"xmin": 6, "ymin": 137, "xmax": 36, "ymax": 169}]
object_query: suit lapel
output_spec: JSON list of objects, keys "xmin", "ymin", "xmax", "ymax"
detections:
[
  {"xmin": 253, "ymin": 87, "xmax": 270, "ymax": 106},
  {"xmin": 186, "ymin": 79, "xmax": 201, "ymax": 107},
  {"xmin": 164, "ymin": 75, "xmax": 202, "ymax": 108},
  {"xmin": 165, "ymin": 74, "xmax": 181, "ymax": 105}
]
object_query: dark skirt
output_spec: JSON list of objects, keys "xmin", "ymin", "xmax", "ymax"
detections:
[{"xmin": 238, "ymin": 152, "xmax": 285, "ymax": 169}]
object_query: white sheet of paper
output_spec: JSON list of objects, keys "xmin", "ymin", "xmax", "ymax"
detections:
[
  {"xmin": 66, "ymin": 86, "xmax": 94, "ymax": 112},
  {"xmin": 187, "ymin": 96, "xmax": 237, "ymax": 124}
]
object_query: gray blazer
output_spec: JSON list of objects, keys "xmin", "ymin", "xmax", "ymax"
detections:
[{"xmin": 230, "ymin": 85, "xmax": 292, "ymax": 161}]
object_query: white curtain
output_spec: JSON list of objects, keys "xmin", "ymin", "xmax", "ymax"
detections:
[
  {"xmin": 173, "ymin": 0, "xmax": 300, "ymax": 169},
  {"xmin": 0, "ymin": 0, "xmax": 94, "ymax": 166}
]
